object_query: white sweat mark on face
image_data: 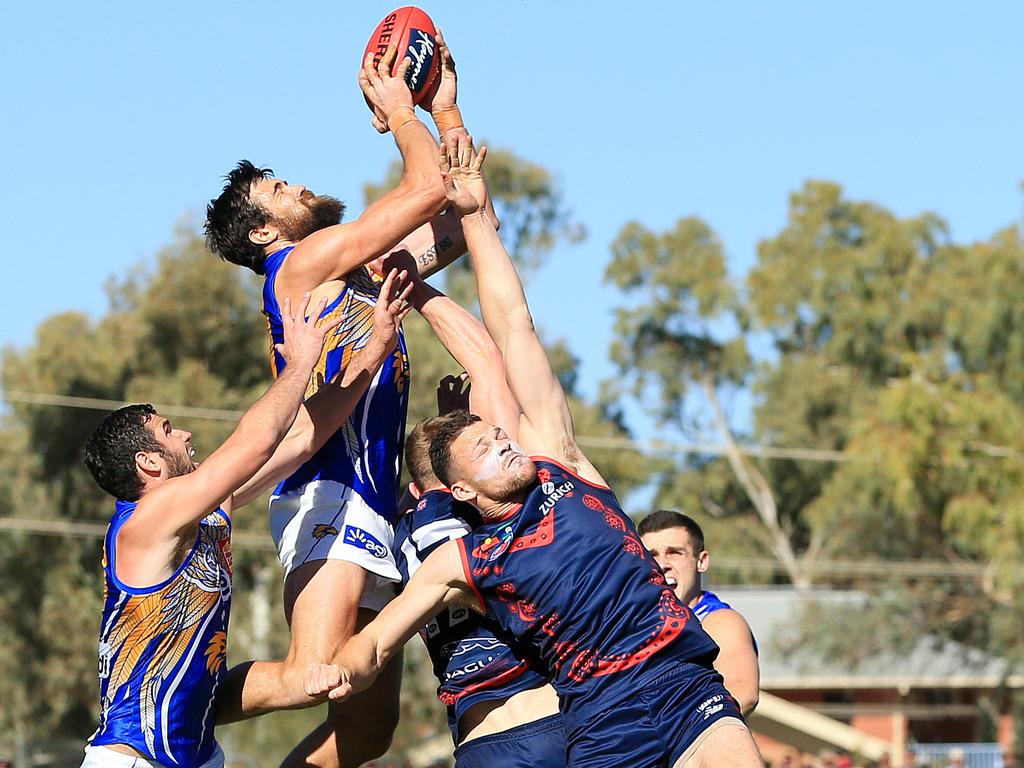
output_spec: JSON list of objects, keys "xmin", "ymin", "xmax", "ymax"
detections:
[{"xmin": 473, "ymin": 446, "xmax": 504, "ymax": 483}]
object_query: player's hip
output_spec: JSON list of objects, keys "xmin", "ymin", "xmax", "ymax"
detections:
[{"xmin": 454, "ymin": 713, "xmax": 567, "ymax": 768}]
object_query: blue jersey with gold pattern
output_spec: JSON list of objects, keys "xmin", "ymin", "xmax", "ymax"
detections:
[
  {"xmin": 394, "ymin": 490, "xmax": 547, "ymax": 744},
  {"xmin": 263, "ymin": 246, "xmax": 410, "ymax": 521},
  {"xmin": 457, "ymin": 459, "xmax": 720, "ymax": 723},
  {"xmin": 90, "ymin": 500, "xmax": 232, "ymax": 767}
]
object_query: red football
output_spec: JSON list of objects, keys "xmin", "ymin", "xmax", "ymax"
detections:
[{"xmin": 363, "ymin": 6, "xmax": 441, "ymax": 107}]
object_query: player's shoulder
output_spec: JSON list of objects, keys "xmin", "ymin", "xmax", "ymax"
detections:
[{"xmin": 700, "ymin": 606, "xmax": 753, "ymax": 636}]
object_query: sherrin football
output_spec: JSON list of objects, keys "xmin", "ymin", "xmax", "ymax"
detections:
[{"xmin": 363, "ymin": 6, "xmax": 441, "ymax": 106}]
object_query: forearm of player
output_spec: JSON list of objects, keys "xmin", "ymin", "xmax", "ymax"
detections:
[
  {"xmin": 461, "ymin": 212, "xmax": 534, "ymax": 347},
  {"xmin": 231, "ymin": 339, "xmax": 391, "ymax": 508},
  {"xmin": 394, "ymin": 119, "xmax": 447, "ymax": 198},
  {"xmin": 216, "ymin": 660, "xmax": 320, "ymax": 724}
]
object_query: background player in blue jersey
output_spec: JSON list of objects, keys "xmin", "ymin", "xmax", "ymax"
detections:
[
  {"xmin": 639, "ymin": 510, "xmax": 760, "ymax": 716},
  {"xmin": 386, "ymin": 252, "xmax": 566, "ymax": 766},
  {"xmin": 80, "ymin": 274, "xmax": 411, "ymax": 768},
  {"xmin": 304, "ymin": 139, "xmax": 763, "ymax": 767},
  {"xmin": 204, "ymin": 37, "xmax": 497, "ymax": 768}
]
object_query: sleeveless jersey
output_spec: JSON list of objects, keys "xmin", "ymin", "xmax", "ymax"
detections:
[
  {"xmin": 263, "ymin": 246, "xmax": 410, "ymax": 521},
  {"xmin": 91, "ymin": 500, "xmax": 233, "ymax": 766},
  {"xmin": 457, "ymin": 459, "xmax": 720, "ymax": 722},
  {"xmin": 393, "ymin": 490, "xmax": 547, "ymax": 744},
  {"xmin": 693, "ymin": 590, "xmax": 759, "ymax": 655},
  {"xmin": 692, "ymin": 590, "xmax": 732, "ymax": 621}
]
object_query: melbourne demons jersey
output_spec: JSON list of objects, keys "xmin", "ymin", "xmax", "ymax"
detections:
[
  {"xmin": 394, "ymin": 490, "xmax": 547, "ymax": 744},
  {"xmin": 458, "ymin": 459, "xmax": 719, "ymax": 721},
  {"xmin": 91, "ymin": 500, "xmax": 232, "ymax": 766},
  {"xmin": 263, "ymin": 246, "xmax": 410, "ymax": 520}
]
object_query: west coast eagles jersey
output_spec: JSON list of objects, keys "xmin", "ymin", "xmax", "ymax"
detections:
[
  {"xmin": 262, "ymin": 246, "xmax": 410, "ymax": 521},
  {"xmin": 90, "ymin": 500, "xmax": 232, "ymax": 766}
]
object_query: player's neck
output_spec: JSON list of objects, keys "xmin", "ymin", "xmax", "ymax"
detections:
[
  {"xmin": 685, "ymin": 589, "xmax": 704, "ymax": 609},
  {"xmin": 479, "ymin": 499, "xmax": 521, "ymax": 522}
]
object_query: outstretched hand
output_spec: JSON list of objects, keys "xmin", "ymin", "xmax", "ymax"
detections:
[
  {"xmin": 359, "ymin": 45, "xmax": 414, "ymax": 134},
  {"xmin": 437, "ymin": 373, "xmax": 471, "ymax": 415},
  {"xmin": 439, "ymin": 134, "xmax": 488, "ymax": 216},
  {"xmin": 370, "ymin": 265, "xmax": 415, "ymax": 354},
  {"xmin": 421, "ymin": 27, "xmax": 457, "ymax": 114},
  {"xmin": 275, "ymin": 294, "xmax": 343, "ymax": 370}
]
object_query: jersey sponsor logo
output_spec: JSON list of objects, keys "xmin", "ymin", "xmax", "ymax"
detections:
[
  {"xmin": 417, "ymin": 497, "xmax": 428, "ymax": 512},
  {"xmin": 343, "ymin": 525, "xmax": 389, "ymax": 559},
  {"xmin": 538, "ymin": 480, "xmax": 574, "ymax": 516},
  {"xmin": 312, "ymin": 524, "xmax": 339, "ymax": 540},
  {"xmin": 443, "ymin": 636, "xmax": 506, "ymax": 659}
]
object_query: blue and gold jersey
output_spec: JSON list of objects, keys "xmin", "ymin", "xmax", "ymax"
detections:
[
  {"xmin": 394, "ymin": 490, "xmax": 547, "ymax": 744},
  {"xmin": 262, "ymin": 246, "xmax": 410, "ymax": 521},
  {"xmin": 90, "ymin": 500, "xmax": 232, "ymax": 766},
  {"xmin": 457, "ymin": 459, "xmax": 720, "ymax": 724}
]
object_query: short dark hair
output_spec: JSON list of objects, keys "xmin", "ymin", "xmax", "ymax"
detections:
[
  {"xmin": 406, "ymin": 417, "xmax": 447, "ymax": 490},
  {"xmin": 205, "ymin": 160, "xmax": 273, "ymax": 275},
  {"xmin": 428, "ymin": 410, "xmax": 481, "ymax": 487},
  {"xmin": 637, "ymin": 510, "xmax": 706, "ymax": 552},
  {"xmin": 83, "ymin": 404, "xmax": 163, "ymax": 501}
]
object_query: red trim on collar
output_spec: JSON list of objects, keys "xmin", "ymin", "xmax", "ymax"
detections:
[{"xmin": 529, "ymin": 455, "xmax": 611, "ymax": 491}]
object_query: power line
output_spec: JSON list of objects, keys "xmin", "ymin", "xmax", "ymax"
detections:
[
  {"xmin": 0, "ymin": 516, "xmax": 993, "ymax": 579},
  {"xmin": 0, "ymin": 389, "xmax": 854, "ymax": 463}
]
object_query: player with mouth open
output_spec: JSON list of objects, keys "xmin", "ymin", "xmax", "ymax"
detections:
[{"xmin": 304, "ymin": 138, "xmax": 763, "ymax": 767}]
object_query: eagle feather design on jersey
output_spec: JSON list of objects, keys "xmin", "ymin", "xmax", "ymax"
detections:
[{"xmin": 99, "ymin": 515, "xmax": 231, "ymax": 757}]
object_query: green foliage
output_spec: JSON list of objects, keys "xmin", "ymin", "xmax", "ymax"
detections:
[{"xmin": 606, "ymin": 179, "xmax": 1024, "ymax": 667}]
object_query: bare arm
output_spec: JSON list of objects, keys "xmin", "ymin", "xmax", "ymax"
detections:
[
  {"xmin": 380, "ymin": 248, "xmax": 521, "ymax": 431},
  {"xmin": 305, "ymin": 540, "xmax": 473, "ymax": 701},
  {"xmin": 122, "ymin": 297, "xmax": 341, "ymax": 545},
  {"xmin": 701, "ymin": 609, "xmax": 760, "ymax": 715},
  {"xmin": 279, "ymin": 48, "xmax": 445, "ymax": 292},
  {"xmin": 442, "ymin": 140, "xmax": 605, "ymax": 484},
  {"xmin": 232, "ymin": 269, "xmax": 414, "ymax": 508}
]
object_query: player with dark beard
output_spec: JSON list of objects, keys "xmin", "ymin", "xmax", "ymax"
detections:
[{"xmin": 204, "ymin": 36, "xmax": 494, "ymax": 768}]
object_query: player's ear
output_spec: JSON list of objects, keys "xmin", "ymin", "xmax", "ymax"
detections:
[
  {"xmin": 135, "ymin": 450, "xmax": 161, "ymax": 479},
  {"xmin": 408, "ymin": 482, "xmax": 422, "ymax": 499},
  {"xmin": 696, "ymin": 550, "xmax": 710, "ymax": 574},
  {"xmin": 249, "ymin": 222, "xmax": 278, "ymax": 247},
  {"xmin": 450, "ymin": 480, "xmax": 475, "ymax": 505}
]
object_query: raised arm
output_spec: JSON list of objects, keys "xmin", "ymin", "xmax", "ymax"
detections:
[
  {"xmin": 232, "ymin": 268, "xmax": 414, "ymax": 508},
  {"xmin": 380, "ymin": 248, "xmax": 521, "ymax": 431},
  {"xmin": 278, "ymin": 47, "xmax": 445, "ymax": 292},
  {"xmin": 305, "ymin": 540, "xmax": 473, "ymax": 702},
  {"xmin": 441, "ymin": 139, "xmax": 605, "ymax": 484},
  {"xmin": 125, "ymin": 295, "xmax": 342, "ymax": 541}
]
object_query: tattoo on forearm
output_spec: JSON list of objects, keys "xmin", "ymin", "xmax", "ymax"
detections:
[{"xmin": 418, "ymin": 236, "xmax": 453, "ymax": 268}]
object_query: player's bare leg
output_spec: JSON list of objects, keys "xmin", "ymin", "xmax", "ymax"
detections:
[
  {"xmin": 280, "ymin": 641, "xmax": 402, "ymax": 768},
  {"xmin": 674, "ymin": 719, "xmax": 762, "ymax": 768}
]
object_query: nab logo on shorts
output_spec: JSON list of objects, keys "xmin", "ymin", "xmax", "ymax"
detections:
[{"xmin": 343, "ymin": 525, "xmax": 389, "ymax": 559}]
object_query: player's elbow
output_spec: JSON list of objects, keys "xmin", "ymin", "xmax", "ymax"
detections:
[{"xmin": 738, "ymin": 687, "xmax": 759, "ymax": 716}]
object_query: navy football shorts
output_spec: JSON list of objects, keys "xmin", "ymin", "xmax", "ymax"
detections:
[
  {"xmin": 565, "ymin": 661, "xmax": 745, "ymax": 768},
  {"xmin": 454, "ymin": 713, "xmax": 567, "ymax": 768}
]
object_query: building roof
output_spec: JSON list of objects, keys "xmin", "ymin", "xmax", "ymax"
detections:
[{"xmin": 715, "ymin": 587, "xmax": 1023, "ymax": 690}]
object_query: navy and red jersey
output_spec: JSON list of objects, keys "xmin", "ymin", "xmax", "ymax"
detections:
[
  {"xmin": 456, "ymin": 458, "xmax": 720, "ymax": 722},
  {"xmin": 393, "ymin": 489, "xmax": 548, "ymax": 745}
]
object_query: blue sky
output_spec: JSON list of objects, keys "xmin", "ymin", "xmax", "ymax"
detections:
[{"xmin": 2, "ymin": 0, "xmax": 1022, "ymax": 439}]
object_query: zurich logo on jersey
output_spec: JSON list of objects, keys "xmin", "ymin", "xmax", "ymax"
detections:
[{"xmin": 343, "ymin": 525, "xmax": 389, "ymax": 559}]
